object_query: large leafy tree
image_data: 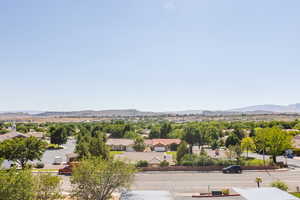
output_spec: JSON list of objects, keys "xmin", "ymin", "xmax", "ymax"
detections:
[
  {"xmin": 225, "ymin": 133, "xmax": 240, "ymax": 148},
  {"xmin": 71, "ymin": 157, "xmax": 136, "ymax": 200},
  {"xmin": 89, "ymin": 136, "xmax": 110, "ymax": 159},
  {"xmin": 160, "ymin": 122, "xmax": 172, "ymax": 138},
  {"xmin": 50, "ymin": 126, "xmax": 68, "ymax": 145},
  {"xmin": 133, "ymin": 136, "xmax": 146, "ymax": 152},
  {"xmin": 149, "ymin": 126, "xmax": 161, "ymax": 139},
  {"xmin": 0, "ymin": 137, "xmax": 47, "ymax": 169},
  {"xmin": 241, "ymin": 137, "xmax": 256, "ymax": 158},
  {"xmin": 0, "ymin": 168, "xmax": 35, "ymax": 200},
  {"xmin": 182, "ymin": 125, "xmax": 202, "ymax": 154},
  {"xmin": 176, "ymin": 141, "xmax": 189, "ymax": 164},
  {"xmin": 255, "ymin": 127, "xmax": 292, "ymax": 163}
]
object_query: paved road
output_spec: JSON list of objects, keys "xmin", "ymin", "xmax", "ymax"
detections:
[
  {"xmin": 132, "ymin": 170, "xmax": 300, "ymax": 193},
  {"xmin": 60, "ymin": 170, "xmax": 300, "ymax": 199}
]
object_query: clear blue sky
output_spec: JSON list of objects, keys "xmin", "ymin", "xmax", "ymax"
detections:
[{"xmin": 1, "ymin": 0, "xmax": 300, "ymax": 111}]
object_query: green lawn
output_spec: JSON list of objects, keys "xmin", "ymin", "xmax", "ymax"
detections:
[
  {"xmin": 110, "ymin": 151, "xmax": 124, "ymax": 156},
  {"xmin": 290, "ymin": 192, "xmax": 300, "ymax": 198},
  {"xmin": 166, "ymin": 151, "xmax": 177, "ymax": 160},
  {"xmin": 32, "ymin": 169, "xmax": 58, "ymax": 172}
]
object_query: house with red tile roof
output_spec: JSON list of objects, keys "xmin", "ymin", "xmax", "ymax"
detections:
[{"xmin": 107, "ymin": 138, "xmax": 181, "ymax": 152}]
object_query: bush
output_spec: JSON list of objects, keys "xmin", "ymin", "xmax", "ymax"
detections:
[
  {"xmin": 136, "ymin": 160, "xmax": 149, "ymax": 168},
  {"xmin": 221, "ymin": 189, "xmax": 230, "ymax": 195},
  {"xmin": 271, "ymin": 180, "xmax": 289, "ymax": 191},
  {"xmin": 215, "ymin": 159, "xmax": 236, "ymax": 166},
  {"xmin": 47, "ymin": 144, "xmax": 63, "ymax": 150},
  {"xmin": 160, "ymin": 160, "xmax": 169, "ymax": 167},
  {"xmin": 35, "ymin": 162, "xmax": 45, "ymax": 169},
  {"xmin": 180, "ymin": 154, "xmax": 217, "ymax": 167},
  {"xmin": 0, "ymin": 129, "xmax": 9, "ymax": 134},
  {"xmin": 181, "ymin": 160, "xmax": 193, "ymax": 166},
  {"xmin": 26, "ymin": 163, "xmax": 34, "ymax": 169},
  {"xmin": 293, "ymin": 148, "xmax": 300, "ymax": 156}
]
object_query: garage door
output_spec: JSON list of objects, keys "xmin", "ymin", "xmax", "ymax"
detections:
[{"xmin": 154, "ymin": 146, "xmax": 166, "ymax": 152}]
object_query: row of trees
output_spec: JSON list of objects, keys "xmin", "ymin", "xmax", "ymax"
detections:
[{"xmin": 176, "ymin": 127, "xmax": 293, "ymax": 164}]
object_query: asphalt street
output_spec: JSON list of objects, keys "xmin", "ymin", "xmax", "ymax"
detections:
[{"xmin": 60, "ymin": 170, "xmax": 300, "ymax": 199}]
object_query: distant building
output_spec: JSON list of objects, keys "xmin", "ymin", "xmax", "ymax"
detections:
[
  {"xmin": 107, "ymin": 139, "xmax": 135, "ymax": 151},
  {"xmin": 0, "ymin": 131, "xmax": 28, "ymax": 142},
  {"xmin": 106, "ymin": 138, "xmax": 181, "ymax": 152}
]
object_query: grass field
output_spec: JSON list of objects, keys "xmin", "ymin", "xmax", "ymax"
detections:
[
  {"xmin": 290, "ymin": 192, "xmax": 300, "ymax": 198},
  {"xmin": 32, "ymin": 169, "xmax": 58, "ymax": 172},
  {"xmin": 110, "ymin": 151, "xmax": 124, "ymax": 156},
  {"xmin": 166, "ymin": 151, "xmax": 177, "ymax": 161}
]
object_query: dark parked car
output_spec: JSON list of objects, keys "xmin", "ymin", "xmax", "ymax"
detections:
[
  {"xmin": 286, "ymin": 154, "xmax": 294, "ymax": 159},
  {"xmin": 222, "ymin": 165, "xmax": 242, "ymax": 173}
]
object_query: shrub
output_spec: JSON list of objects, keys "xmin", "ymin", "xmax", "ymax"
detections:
[
  {"xmin": 271, "ymin": 180, "xmax": 289, "ymax": 191},
  {"xmin": 293, "ymin": 148, "xmax": 300, "ymax": 156},
  {"xmin": 216, "ymin": 159, "xmax": 236, "ymax": 166},
  {"xmin": 26, "ymin": 163, "xmax": 34, "ymax": 169},
  {"xmin": 136, "ymin": 160, "xmax": 149, "ymax": 168},
  {"xmin": 181, "ymin": 160, "xmax": 193, "ymax": 166},
  {"xmin": 47, "ymin": 144, "xmax": 63, "ymax": 150},
  {"xmin": 181, "ymin": 154, "xmax": 217, "ymax": 167},
  {"xmin": 160, "ymin": 160, "xmax": 169, "ymax": 167},
  {"xmin": 35, "ymin": 162, "xmax": 45, "ymax": 169},
  {"xmin": 0, "ymin": 129, "xmax": 9, "ymax": 134},
  {"xmin": 221, "ymin": 189, "xmax": 230, "ymax": 195}
]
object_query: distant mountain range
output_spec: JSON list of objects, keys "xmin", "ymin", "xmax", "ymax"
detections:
[
  {"xmin": 33, "ymin": 109, "xmax": 160, "ymax": 117},
  {"xmin": 1, "ymin": 103, "xmax": 300, "ymax": 117},
  {"xmin": 231, "ymin": 103, "xmax": 300, "ymax": 113}
]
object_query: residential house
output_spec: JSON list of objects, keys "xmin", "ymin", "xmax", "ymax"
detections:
[
  {"xmin": 151, "ymin": 139, "xmax": 181, "ymax": 152},
  {"xmin": 107, "ymin": 139, "xmax": 135, "ymax": 151},
  {"xmin": 106, "ymin": 138, "xmax": 181, "ymax": 152},
  {"xmin": 0, "ymin": 131, "xmax": 28, "ymax": 142}
]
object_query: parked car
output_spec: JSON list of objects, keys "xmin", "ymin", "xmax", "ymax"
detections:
[
  {"xmin": 53, "ymin": 156, "xmax": 63, "ymax": 165},
  {"xmin": 58, "ymin": 162, "xmax": 80, "ymax": 175},
  {"xmin": 286, "ymin": 154, "xmax": 294, "ymax": 159},
  {"xmin": 58, "ymin": 165, "xmax": 72, "ymax": 175},
  {"xmin": 222, "ymin": 165, "xmax": 242, "ymax": 173}
]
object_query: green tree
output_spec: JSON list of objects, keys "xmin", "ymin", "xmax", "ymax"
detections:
[
  {"xmin": 241, "ymin": 137, "xmax": 256, "ymax": 159},
  {"xmin": 255, "ymin": 127, "xmax": 292, "ymax": 163},
  {"xmin": 176, "ymin": 141, "xmax": 189, "ymax": 164},
  {"xmin": 34, "ymin": 173, "xmax": 62, "ymax": 200},
  {"xmin": 71, "ymin": 157, "xmax": 136, "ymax": 200},
  {"xmin": 0, "ymin": 168, "xmax": 35, "ymax": 200},
  {"xmin": 89, "ymin": 136, "xmax": 110, "ymax": 159},
  {"xmin": 225, "ymin": 134, "xmax": 240, "ymax": 148},
  {"xmin": 160, "ymin": 122, "xmax": 172, "ymax": 138},
  {"xmin": 0, "ymin": 137, "xmax": 47, "ymax": 169},
  {"xmin": 182, "ymin": 126, "xmax": 201, "ymax": 154},
  {"xmin": 75, "ymin": 141, "xmax": 91, "ymax": 159},
  {"xmin": 229, "ymin": 144, "xmax": 243, "ymax": 164},
  {"xmin": 133, "ymin": 137, "xmax": 146, "ymax": 152},
  {"xmin": 149, "ymin": 126, "xmax": 160, "ymax": 139},
  {"xmin": 50, "ymin": 126, "xmax": 68, "ymax": 145},
  {"xmin": 123, "ymin": 131, "xmax": 139, "ymax": 139},
  {"xmin": 233, "ymin": 127, "xmax": 245, "ymax": 140}
]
